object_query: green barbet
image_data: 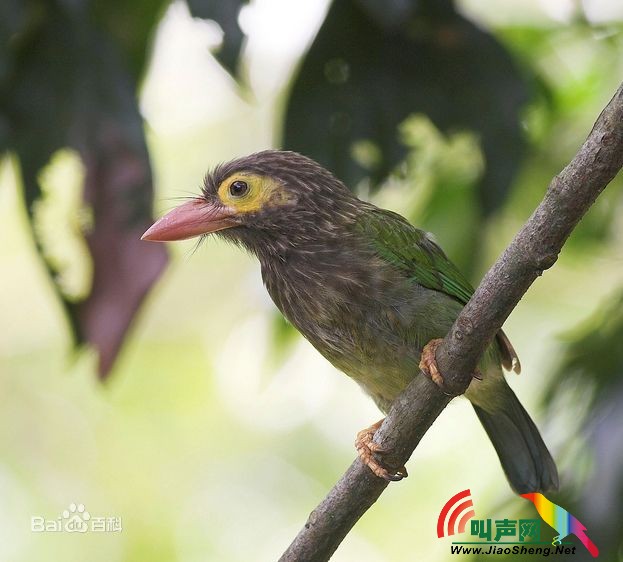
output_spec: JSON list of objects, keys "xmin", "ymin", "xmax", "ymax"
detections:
[{"xmin": 142, "ymin": 150, "xmax": 558, "ymax": 493}]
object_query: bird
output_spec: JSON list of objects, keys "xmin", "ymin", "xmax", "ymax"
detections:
[
  {"xmin": 521, "ymin": 493, "xmax": 598, "ymax": 557},
  {"xmin": 142, "ymin": 150, "xmax": 558, "ymax": 493}
]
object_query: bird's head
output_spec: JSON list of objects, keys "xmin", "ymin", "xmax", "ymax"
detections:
[{"xmin": 142, "ymin": 150, "xmax": 359, "ymax": 255}]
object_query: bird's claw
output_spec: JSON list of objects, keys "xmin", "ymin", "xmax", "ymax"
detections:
[
  {"xmin": 419, "ymin": 338, "xmax": 446, "ymax": 388},
  {"xmin": 355, "ymin": 419, "xmax": 408, "ymax": 482},
  {"xmin": 419, "ymin": 338, "xmax": 482, "ymax": 395}
]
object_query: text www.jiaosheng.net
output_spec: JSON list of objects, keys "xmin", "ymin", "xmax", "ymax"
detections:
[{"xmin": 451, "ymin": 545, "xmax": 577, "ymax": 557}]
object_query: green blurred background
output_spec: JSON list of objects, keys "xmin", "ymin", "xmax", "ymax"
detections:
[{"xmin": 1, "ymin": 0, "xmax": 622, "ymax": 561}]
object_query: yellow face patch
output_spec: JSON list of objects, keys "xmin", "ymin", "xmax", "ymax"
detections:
[{"xmin": 217, "ymin": 173, "xmax": 293, "ymax": 214}]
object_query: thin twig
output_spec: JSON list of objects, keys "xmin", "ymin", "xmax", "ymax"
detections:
[{"xmin": 279, "ymin": 82, "xmax": 623, "ymax": 562}]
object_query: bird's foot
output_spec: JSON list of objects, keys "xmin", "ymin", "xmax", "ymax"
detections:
[
  {"xmin": 419, "ymin": 338, "xmax": 446, "ymax": 388},
  {"xmin": 355, "ymin": 419, "xmax": 408, "ymax": 482},
  {"xmin": 419, "ymin": 338, "xmax": 482, "ymax": 396}
]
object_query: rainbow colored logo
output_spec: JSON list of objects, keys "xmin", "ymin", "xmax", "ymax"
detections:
[
  {"xmin": 521, "ymin": 493, "xmax": 598, "ymax": 558},
  {"xmin": 436, "ymin": 490, "xmax": 599, "ymax": 558}
]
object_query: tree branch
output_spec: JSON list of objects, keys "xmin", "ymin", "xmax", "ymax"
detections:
[{"xmin": 279, "ymin": 82, "xmax": 623, "ymax": 562}]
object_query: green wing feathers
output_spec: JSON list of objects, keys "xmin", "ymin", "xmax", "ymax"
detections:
[
  {"xmin": 355, "ymin": 208, "xmax": 474, "ymax": 304},
  {"xmin": 356, "ymin": 208, "xmax": 520, "ymax": 373}
]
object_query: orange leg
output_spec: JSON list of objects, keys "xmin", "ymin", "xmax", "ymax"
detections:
[
  {"xmin": 419, "ymin": 338, "xmax": 445, "ymax": 387},
  {"xmin": 419, "ymin": 338, "xmax": 482, "ymax": 393},
  {"xmin": 355, "ymin": 419, "xmax": 408, "ymax": 482}
]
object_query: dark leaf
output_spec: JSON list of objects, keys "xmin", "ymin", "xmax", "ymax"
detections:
[
  {"xmin": 0, "ymin": 0, "xmax": 35, "ymax": 155},
  {"xmin": 355, "ymin": 0, "xmax": 417, "ymax": 29},
  {"xmin": 1, "ymin": 1, "xmax": 167, "ymax": 378},
  {"xmin": 76, "ymin": 125, "xmax": 168, "ymax": 378},
  {"xmin": 284, "ymin": 0, "xmax": 531, "ymax": 216},
  {"xmin": 185, "ymin": 0, "xmax": 249, "ymax": 78},
  {"xmin": 92, "ymin": 0, "xmax": 170, "ymax": 80}
]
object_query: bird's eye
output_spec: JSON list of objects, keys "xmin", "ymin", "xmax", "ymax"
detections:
[{"xmin": 229, "ymin": 180, "xmax": 249, "ymax": 197}]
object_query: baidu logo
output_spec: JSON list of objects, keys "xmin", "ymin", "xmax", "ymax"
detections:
[{"xmin": 31, "ymin": 502, "xmax": 122, "ymax": 533}]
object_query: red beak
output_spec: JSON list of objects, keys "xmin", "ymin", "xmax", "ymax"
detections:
[{"xmin": 141, "ymin": 198, "xmax": 237, "ymax": 242}]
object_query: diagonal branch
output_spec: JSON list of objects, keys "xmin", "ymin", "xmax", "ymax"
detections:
[{"xmin": 279, "ymin": 82, "xmax": 623, "ymax": 562}]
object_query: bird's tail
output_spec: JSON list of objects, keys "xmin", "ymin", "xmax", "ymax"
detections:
[
  {"xmin": 575, "ymin": 529, "xmax": 599, "ymax": 558},
  {"xmin": 471, "ymin": 381, "xmax": 558, "ymax": 494}
]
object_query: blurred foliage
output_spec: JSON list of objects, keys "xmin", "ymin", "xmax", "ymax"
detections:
[
  {"xmin": 0, "ymin": 0, "xmax": 168, "ymax": 377},
  {"xmin": 547, "ymin": 290, "xmax": 623, "ymax": 409},
  {"xmin": 396, "ymin": 115, "xmax": 484, "ymax": 272},
  {"xmin": 186, "ymin": 0, "xmax": 249, "ymax": 77},
  {"xmin": 541, "ymin": 290, "xmax": 623, "ymax": 562},
  {"xmin": 283, "ymin": 0, "xmax": 531, "ymax": 218},
  {"xmin": 93, "ymin": 0, "xmax": 170, "ymax": 80}
]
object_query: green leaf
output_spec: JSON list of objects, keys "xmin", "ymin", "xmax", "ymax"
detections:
[
  {"xmin": 92, "ymin": 0, "xmax": 170, "ymax": 80},
  {"xmin": 284, "ymin": 0, "xmax": 531, "ymax": 216}
]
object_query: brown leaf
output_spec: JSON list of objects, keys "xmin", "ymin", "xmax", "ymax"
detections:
[{"xmin": 76, "ymin": 121, "xmax": 167, "ymax": 379}]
